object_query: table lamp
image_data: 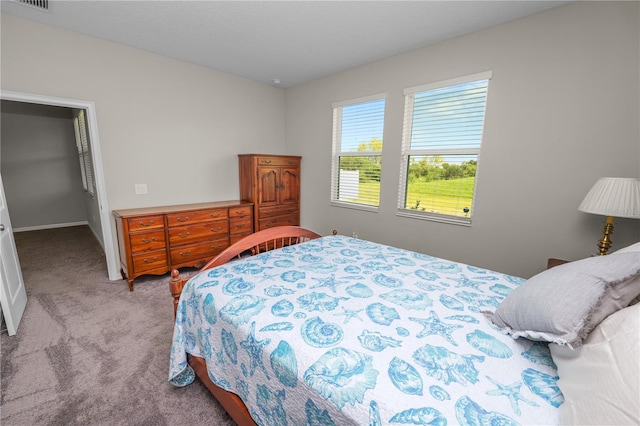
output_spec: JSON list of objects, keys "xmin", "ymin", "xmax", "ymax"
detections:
[{"xmin": 578, "ymin": 177, "xmax": 640, "ymax": 255}]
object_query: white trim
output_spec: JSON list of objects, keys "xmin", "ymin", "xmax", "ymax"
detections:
[
  {"xmin": 0, "ymin": 90, "xmax": 119, "ymax": 281},
  {"xmin": 330, "ymin": 201, "xmax": 379, "ymax": 213},
  {"xmin": 338, "ymin": 151, "xmax": 383, "ymax": 157},
  {"xmin": 330, "ymin": 107, "xmax": 342, "ymax": 202},
  {"xmin": 397, "ymin": 93, "xmax": 414, "ymax": 211},
  {"xmin": 396, "ymin": 209, "xmax": 472, "ymax": 227},
  {"xmin": 332, "ymin": 93, "xmax": 386, "ymax": 109},
  {"xmin": 13, "ymin": 221, "xmax": 89, "ymax": 233},
  {"xmin": 407, "ymin": 148, "xmax": 480, "ymax": 156},
  {"xmin": 404, "ymin": 71, "xmax": 493, "ymax": 95}
]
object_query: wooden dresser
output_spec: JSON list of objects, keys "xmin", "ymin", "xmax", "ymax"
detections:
[
  {"xmin": 113, "ymin": 200, "xmax": 253, "ymax": 291},
  {"xmin": 238, "ymin": 154, "xmax": 301, "ymax": 231}
]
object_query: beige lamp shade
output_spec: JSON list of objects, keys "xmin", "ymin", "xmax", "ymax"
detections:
[
  {"xmin": 579, "ymin": 177, "xmax": 640, "ymax": 255},
  {"xmin": 578, "ymin": 177, "xmax": 640, "ymax": 219}
]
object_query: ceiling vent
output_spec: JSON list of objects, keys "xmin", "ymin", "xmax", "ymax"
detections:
[{"xmin": 13, "ymin": 0, "xmax": 48, "ymax": 11}]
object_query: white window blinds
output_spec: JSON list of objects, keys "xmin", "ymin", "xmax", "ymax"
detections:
[
  {"xmin": 73, "ymin": 110, "xmax": 95, "ymax": 197},
  {"xmin": 331, "ymin": 95, "xmax": 385, "ymax": 211},
  {"xmin": 398, "ymin": 71, "xmax": 492, "ymax": 224}
]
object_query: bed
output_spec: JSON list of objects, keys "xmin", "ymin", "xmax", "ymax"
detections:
[{"xmin": 168, "ymin": 227, "xmax": 640, "ymax": 425}]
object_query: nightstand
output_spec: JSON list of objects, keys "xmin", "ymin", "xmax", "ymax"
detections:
[{"xmin": 547, "ymin": 258, "xmax": 570, "ymax": 269}]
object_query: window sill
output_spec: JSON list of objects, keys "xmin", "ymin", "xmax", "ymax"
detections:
[
  {"xmin": 330, "ymin": 201, "xmax": 379, "ymax": 213},
  {"xmin": 396, "ymin": 209, "xmax": 471, "ymax": 227}
]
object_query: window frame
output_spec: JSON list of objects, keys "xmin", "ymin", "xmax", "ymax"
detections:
[
  {"xmin": 330, "ymin": 93, "xmax": 386, "ymax": 212},
  {"xmin": 397, "ymin": 71, "xmax": 492, "ymax": 226}
]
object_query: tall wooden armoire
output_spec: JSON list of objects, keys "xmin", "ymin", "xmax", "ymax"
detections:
[{"xmin": 238, "ymin": 154, "xmax": 301, "ymax": 232}]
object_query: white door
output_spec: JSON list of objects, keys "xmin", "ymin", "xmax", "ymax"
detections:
[{"xmin": 0, "ymin": 174, "xmax": 27, "ymax": 335}]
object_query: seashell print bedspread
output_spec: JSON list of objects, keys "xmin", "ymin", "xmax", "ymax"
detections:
[{"xmin": 169, "ymin": 235, "xmax": 561, "ymax": 425}]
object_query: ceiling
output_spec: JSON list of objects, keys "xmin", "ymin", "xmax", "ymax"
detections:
[{"xmin": 1, "ymin": 1, "xmax": 569, "ymax": 88}]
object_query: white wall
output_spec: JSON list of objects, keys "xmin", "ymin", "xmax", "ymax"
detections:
[
  {"xmin": 286, "ymin": 1, "xmax": 640, "ymax": 278},
  {"xmin": 1, "ymin": 13, "xmax": 288, "ymax": 276}
]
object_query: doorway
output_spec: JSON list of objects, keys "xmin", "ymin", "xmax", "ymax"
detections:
[{"xmin": 0, "ymin": 90, "xmax": 118, "ymax": 281}]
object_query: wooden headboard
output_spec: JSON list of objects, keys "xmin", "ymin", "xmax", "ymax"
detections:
[{"xmin": 169, "ymin": 226, "xmax": 322, "ymax": 317}]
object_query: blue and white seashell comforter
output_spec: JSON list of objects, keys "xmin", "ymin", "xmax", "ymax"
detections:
[{"xmin": 169, "ymin": 235, "xmax": 562, "ymax": 425}]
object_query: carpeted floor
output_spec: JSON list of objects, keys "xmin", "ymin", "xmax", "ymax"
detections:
[{"xmin": 1, "ymin": 226, "xmax": 236, "ymax": 425}]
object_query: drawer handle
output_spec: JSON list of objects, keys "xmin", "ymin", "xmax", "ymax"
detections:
[
  {"xmin": 211, "ymin": 226, "xmax": 222, "ymax": 232},
  {"xmin": 178, "ymin": 232, "xmax": 191, "ymax": 238},
  {"xmin": 212, "ymin": 244, "xmax": 223, "ymax": 249},
  {"xmin": 234, "ymin": 210, "xmax": 245, "ymax": 215},
  {"xmin": 236, "ymin": 223, "xmax": 246, "ymax": 229},
  {"xmin": 176, "ymin": 216, "xmax": 190, "ymax": 222},
  {"xmin": 210, "ymin": 212, "xmax": 222, "ymax": 218},
  {"xmin": 179, "ymin": 251, "xmax": 192, "ymax": 257},
  {"xmin": 288, "ymin": 208, "xmax": 296, "ymax": 212},
  {"xmin": 139, "ymin": 220, "xmax": 155, "ymax": 227},
  {"xmin": 263, "ymin": 159, "xmax": 272, "ymax": 164},
  {"xmin": 141, "ymin": 237, "xmax": 156, "ymax": 243},
  {"xmin": 287, "ymin": 218, "xmax": 294, "ymax": 223},
  {"xmin": 143, "ymin": 257, "xmax": 158, "ymax": 263}
]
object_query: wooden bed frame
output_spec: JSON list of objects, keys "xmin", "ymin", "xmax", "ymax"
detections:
[{"xmin": 169, "ymin": 226, "xmax": 322, "ymax": 426}]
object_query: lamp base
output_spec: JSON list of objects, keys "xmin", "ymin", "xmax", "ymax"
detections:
[{"xmin": 597, "ymin": 216, "xmax": 615, "ymax": 256}]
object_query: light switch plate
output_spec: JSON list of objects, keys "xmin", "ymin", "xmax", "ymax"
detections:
[{"xmin": 135, "ymin": 184, "xmax": 148, "ymax": 195}]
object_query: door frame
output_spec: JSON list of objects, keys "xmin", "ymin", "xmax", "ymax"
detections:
[{"xmin": 0, "ymin": 90, "xmax": 119, "ymax": 281}]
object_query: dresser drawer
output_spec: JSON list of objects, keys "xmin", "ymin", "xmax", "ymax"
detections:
[
  {"xmin": 256, "ymin": 157, "xmax": 300, "ymax": 167},
  {"xmin": 259, "ymin": 213, "xmax": 299, "ymax": 230},
  {"xmin": 168, "ymin": 220, "xmax": 229, "ymax": 245},
  {"xmin": 166, "ymin": 208, "xmax": 228, "ymax": 227},
  {"xmin": 132, "ymin": 249, "xmax": 168, "ymax": 274},
  {"xmin": 170, "ymin": 238, "xmax": 228, "ymax": 265},
  {"xmin": 129, "ymin": 230, "xmax": 166, "ymax": 253},
  {"xmin": 230, "ymin": 232, "xmax": 253, "ymax": 245},
  {"xmin": 259, "ymin": 205, "xmax": 299, "ymax": 219},
  {"xmin": 229, "ymin": 206, "xmax": 252, "ymax": 218},
  {"xmin": 128, "ymin": 215, "xmax": 164, "ymax": 231},
  {"xmin": 229, "ymin": 217, "xmax": 252, "ymax": 235}
]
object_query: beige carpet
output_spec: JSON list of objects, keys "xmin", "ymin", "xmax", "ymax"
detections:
[{"xmin": 1, "ymin": 226, "xmax": 235, "ymax": 425}]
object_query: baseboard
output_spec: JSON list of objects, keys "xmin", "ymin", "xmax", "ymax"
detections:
[
  {"xmin": 89, "ymin": 225, "xmax": 105, "ymax": 251},
  {"xmin": 13, "ymin": 221, "xmax": 89, "ymax": 233}
]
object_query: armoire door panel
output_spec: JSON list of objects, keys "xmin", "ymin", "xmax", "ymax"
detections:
[
  {"xmin": 258, "ymin": 167, "xmax": 279, "ymax": 206},
  {"xmin": 280, "ymin": 167, "xmax": 300, "ymax": 205}
]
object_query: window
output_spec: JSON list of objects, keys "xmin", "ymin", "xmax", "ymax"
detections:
[
  {"xmin": 331, "ymin": 95, "xmax": 385, "ymax": 211},
  {"xmin": 73, "ymin": 109, "xmax": 95, "ymax": 197},
  {"xmin": 398, "ymin": 71, "xmax": 492, "ymax": 225}
]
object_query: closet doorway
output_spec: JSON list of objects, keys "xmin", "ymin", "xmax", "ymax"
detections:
[{"xmin": 0, "ymin": 91, "xmax": 118, "ymax": 282}]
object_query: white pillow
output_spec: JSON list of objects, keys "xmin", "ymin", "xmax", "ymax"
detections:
[
  {"xmin": 485, "ymin": 252, "xmax": 640, "ymax": 348},
  {"xmin": 611, "ymin": 241, "xmax": 640, "ymax": 254},
  {"xmin": 612, "ymin": 243, "xmax": 640, "ymax": 305},
  {"xmin": 550, "ymin": 303, "xmax": 640, "ymax": 425}
]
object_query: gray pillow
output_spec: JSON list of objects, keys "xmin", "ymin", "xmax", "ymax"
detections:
[{"xmin": 485, "ymin": 252, "xmax": 640, "ymax": 348}]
